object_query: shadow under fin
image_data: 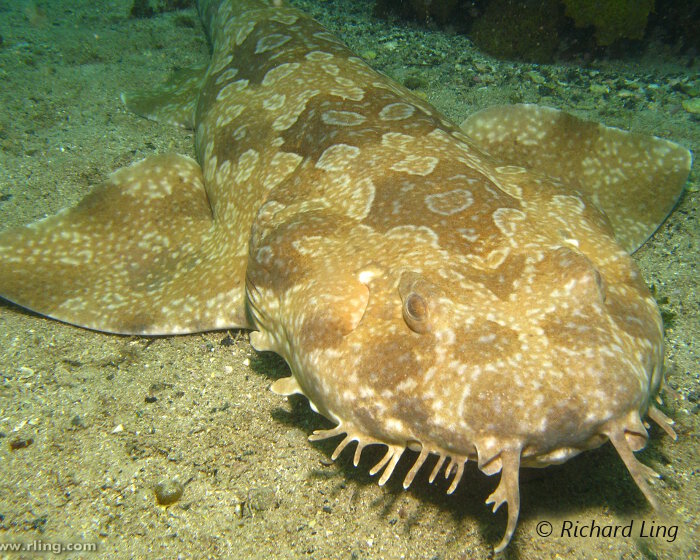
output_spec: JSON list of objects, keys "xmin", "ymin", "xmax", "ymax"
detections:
[
  {"xmin": 461, "ymin": 104, "xmax": 692, "ymax": 253},
  {"xmin": 0, "ymin": 154, "xmax": 250, "ymax": 334}
]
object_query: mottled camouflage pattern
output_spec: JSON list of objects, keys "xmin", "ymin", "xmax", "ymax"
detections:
[{"xmin": 0, "ymin": 0, "xmax": 690, "ymax": 551}]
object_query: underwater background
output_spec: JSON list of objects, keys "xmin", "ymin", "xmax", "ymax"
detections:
[{"xmin": 0, "ymin": 0, "xmax": 697, "ymax": 557}]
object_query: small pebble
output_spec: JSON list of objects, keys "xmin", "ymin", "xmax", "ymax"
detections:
[
  {"xmin": 681, "ymin": 98, "xmax": 700, "ymax": 114},
  {"xmin": 10, "ymin": 436, "xmax": 33, "ymax": 450},
  {"xmin": 248, "ymin": 486, "xmax": 276, "ymax": 511},
  {"xmin": 360, "ymin": 49, "xmax": 376, "ymax": 60},
  {"xmin": 589, "ymin": 83, "xmax": 610, "ymax": 95},
  {"xmin": 525, "ymin": 70, "xmax": 545, "ymax": 84},
  {"xmin": 403, "ymin": 75, "xmax": 425, "ymax": 90},
  {"xmin": 154, "ymin": 479, "xmax": 184, "ymax": 505},
  {"xmin": 220, "ymin": 335, "xmax": 235, "ymax": 346}
]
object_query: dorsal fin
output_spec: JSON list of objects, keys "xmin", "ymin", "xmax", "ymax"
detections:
[
  {"xmin": 0, "ymin": 154, "xmax": 249, "ymax": 334},
  {"xmin": 461, "ymin": 104, "xmax": 692, "ymax": 253}
]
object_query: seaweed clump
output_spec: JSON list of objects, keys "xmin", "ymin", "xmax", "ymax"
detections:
[
  {"xmin": 375, "ymin": 0, "xmax": 697, "ymax": 61},
  {"xmin": 130, "ymin": 0, "xmax": 194, "ymax": 19},
  {"xmin": 405, "ymin": 0, "xmax": 459, "ymax": 24},
  {"xmin": 470, "ymin": 0, "xmax": 564, "ymax": 63},
  {"xmin": 561, "ymin": 0, "xmax": 654, "ymax": 46}
]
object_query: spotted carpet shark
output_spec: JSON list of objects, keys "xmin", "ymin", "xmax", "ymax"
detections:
[{"xmin": 0, "ymin": 0, "xmax": 692, "ymax": 552}]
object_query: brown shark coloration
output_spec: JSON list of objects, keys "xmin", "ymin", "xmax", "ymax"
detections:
[{"xmin": 0, "ymin": 0, "xmax": 692, "ymax": 552}]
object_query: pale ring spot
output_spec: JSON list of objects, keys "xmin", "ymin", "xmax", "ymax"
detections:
[
  {"xmin": 425, "ymin": 189, "xmax": 474, "ymax": 216},
  {"xmin": 495, "ymin": 165, "xmax": 527, "ymax": 174},
  {"xmin": 262, "ymin": 93, "xmax": 286, "ymax": 111},
  {"xmin": 262, "ymin": 62, "xmax": 300, "ymax": 86},
  {"xmin": 255, "ymin": 34, "xmax": 292, "ymax": 54},
  {"xmin": 234, "ymin": 20, "xmax": 256, "ymax": 46},
  {"xmin": 391, "ymin": 155, "xmax": 439, "ymax": 176},
  {"xmin": 306, "ymin": 51, "xmax": 334, "ymax": 61},
  {"xmin": 321, "ymin": 62, "xmax": 340, "ymax": 76},
  {"xmin": 321, "ymin": 110, "xmax": 366, "ymax": 127},
  {"xmin": 269, "ymin": 12, "xmax": 299, "ymax": 25},
  {"xmin": 379, "ymin": 102, "xmax": 415, "ymax": 121},
  {"xmin": 316, "ymin": 144, "xmax": 361, "ymax": 172}
]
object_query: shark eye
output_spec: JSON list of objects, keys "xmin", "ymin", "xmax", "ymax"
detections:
[
  {"xmin": 403, "ymin": 292, "xmax": 430, "ymax": 333},
  {"xmin": 399, "ymin": 271, "xmax": 438, "ymax": 334}
]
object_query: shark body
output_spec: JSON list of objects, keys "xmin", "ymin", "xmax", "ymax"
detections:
[{"xmin": 0, "ymin": 0, "xmax": 692, "ymax": 551}]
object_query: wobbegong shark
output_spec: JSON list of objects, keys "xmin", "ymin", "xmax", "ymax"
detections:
[{"xmin": 0, "ymin": 0, "xmax": 692, "ymax": 552}]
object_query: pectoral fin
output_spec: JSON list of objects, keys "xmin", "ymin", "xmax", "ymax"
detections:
[
  {"xmin": 0, "ymin": 154, "xmax": 249, "ymax": 334},
  {"xmin": 121, "ymin": 65, "xmax": 208, "ymax": 128},
  {"xmin": 462, "ymin": 104, "xmax": 692, "ymax": 253}
]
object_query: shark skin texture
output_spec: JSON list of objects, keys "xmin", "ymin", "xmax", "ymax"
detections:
[{"xmin": 0, "ymin": 0, "xmax": 692, "ymax": 552}]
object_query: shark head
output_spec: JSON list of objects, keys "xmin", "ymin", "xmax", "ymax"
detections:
[{"xmin": 243, "ymin": 117, "xmax": 682, "ymax": 550}]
